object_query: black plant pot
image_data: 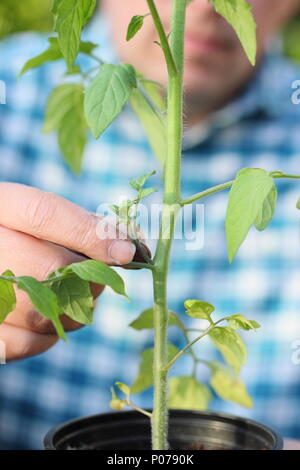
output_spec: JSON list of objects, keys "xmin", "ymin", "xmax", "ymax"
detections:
[{"xmin": 44, "ymin": 409, "xmax": 283, "ymax": 450}]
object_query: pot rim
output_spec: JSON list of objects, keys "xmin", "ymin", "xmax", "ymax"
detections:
[{"xmin": 44, "ymin": 409, "xmax": 284, "ymax": 450}]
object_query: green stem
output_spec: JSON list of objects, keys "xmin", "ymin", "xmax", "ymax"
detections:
[
  {"xmin": 180, "ymin": 173, "xmax": 300, "ymax": 206},
  {"xmin": 124, "ymin": 262, "xmax": 154, "ymax": 270},
  {"xmin": 150, "ymin": 0, "xmax": 187, "ymax": 451},
  {"xmin": 164, "ymin": 318, "xmax": 228, "ymax": 371},
  {"xmin": 146, "ymin": 0, "xmax": 177, "ymax": 77},
  {"xmin": 180, "ymin": 181, "xmax": 234, "ymax": 206},
  {"xmin": 126, "ymin": 400, "xmax": 153, "ymax": 418}
]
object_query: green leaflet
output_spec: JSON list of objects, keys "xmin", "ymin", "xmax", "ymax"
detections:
[
  {"xmin": 210, "ymin": 0, "xmax": 257, "ymax": 65},
  {"xmin": 84, "ymin": 63, "xmax": 137, "ymax": 139},
  {"xmin": 131, "ymin": 344, "xmax": 179, "ymax": 394},
  {"xmin": 227, "ymin": 314, "xmax": 260, "ymax": 331},
  {"xmin": 126, "ymin": 15, "xmax": 146, "ymax": 41},
  {"xmin": 53, "ymin": 0, "xmax": 97, "ymax": 69},
  {"xmin": 129, "ymin": 170, "xmax": 156, "ymax": 191},
  {"xmin": 16, "ymin": 276, "xmax": 66, "ymax": 341},
  {"xmin": 226, "ymin": 168, "xmax": 274, "ymax": 263},
  {"xmin": 184, "ymin": 299, "xmax": 215, "ymax": 323},
  {"xmin": 0, "ymin": 270, "xmax": 17, "ymax": 323},
  {"xmin": 254, "ymin": 185, "xmax": 277, "ymax": 231},
  {"xmin": 129, "ymin": 308, "xmax": 185, "ymax": 332},
  {"xmin": 70, "ymin": 260, "xmax": 128, "ymax": 299},
  {"xmin": 43, "ymin": 83, "xmax": 87, "ymax": 174},
  {"xmin": 51, "ymin": 276, "xmax": 94, "ymax": 325},
  {"xmin": 296, "ymin": 198, "xmax": 300, "ymax": 210},
  {"xmin": 209, "ymin": 326, "xmax": 247, "ymax": 374},
  {"xmin": 19, "ymin": 38, "xmax": 97, "ymax": 76},
  {"xmin": 210, "ymin": 368, "xmax": 253, "ymax": 408},
  {"xmin": 130, "ymin": 82, "xmax": 167, "ymax": 167},
  {"xmin": 168, "ymin": 376, "xmax": 212, "ymax": 410}
]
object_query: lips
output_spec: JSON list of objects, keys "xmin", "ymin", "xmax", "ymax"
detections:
[{"xmin": 184, "ymin": 31, "xmax": 231, "ymax": 55}]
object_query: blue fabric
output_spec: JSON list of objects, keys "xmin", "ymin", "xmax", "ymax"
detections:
[{"xmin": 0, "ymin": 17, "xmax": 300, "ymax": 449}]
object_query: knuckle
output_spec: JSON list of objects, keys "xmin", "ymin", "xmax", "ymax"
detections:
[
  {"xmin": 24, "ymin": 192, "xmax": 59, "ymax": 236},
  {"xmin": 75, "ymin": 213, "xmax": 105, "ymax": 253}
]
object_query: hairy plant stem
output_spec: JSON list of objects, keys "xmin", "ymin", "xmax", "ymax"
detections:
[{"xmin": 150, "ymin": 0, "xmax": 187, "ymax": 451}]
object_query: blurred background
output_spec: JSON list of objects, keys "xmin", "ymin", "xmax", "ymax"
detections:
[{"xmin": 0, "ymin": 0, "xmax": 299, "ymax": 62}]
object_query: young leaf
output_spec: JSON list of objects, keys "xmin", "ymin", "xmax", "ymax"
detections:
[
  {"xmin": 129, "ymin": 170, "xmax": 156, "ymax": 192},
  {"xmin": 69, "ymin": 260, "xmax": 128, "ymax": 298},
  {"xmin": 126, "ymin": 15, "xmax": 146, "ymax": 41},
  {"xmin": 168, "ymin": 376, "xmax": 212, "ymax": 410},
  {"xmin": 53, "ymin": 0, "xmax": 97, "ymax": 69},
  {"xmin": 20, "ymin": 38, "xmax": 98, "ymax": 76},
  {"xmin": 130, "ymin": 84, "xmax": 167, "ymax": 167},
  {"xmin": 109, "ymin": 387, "xmax": 127, "ymax": 411},
  {"xmin": 131, "ymin": 344, "xmax": 179, "ymax": 394},
  {"xmin": 43, "ymin": 84, "xmax": 87, "ymax": 174},
  {"xmin": 139, "ymin": 188, "xmax": 157, "ymax": 200},
  {"xmin": 129, "ymin": 308, "xmax": 185, "ymax": 332},
  {"xmin": 209, "ymin": 326, "xmax": 247, "ymax": 374},
  {"xmin": 226, "ymin": 168, "xmax": 274, "ymax": 263},
  {"xmin": 19, "ymin": 38, "xmax": 62, "ymax": 76},
  {"xmin": 254, "ymin": 185, "xmax": 277, "ymax": 231},
  {"xmin": 50, "ymin": 276, "xmax": 94, "ymax": 325},
  {"xmin": 184, "ymin": 299, "xmax": 215, "ymax": 323},
  {"xmin": 210, "ymin": 0, "xmax": 257, "ymax": 65},
  {"xmin": 115, "ymin": 382, "xmax": 131, "ymax": 397},
  {"xmin": 210, "ymin": 368, "xmax": 253, "ymax": 408},
  {"xmin": 227, "ymin": 314, "xmax": 260, "ymax": 331},
  {"xmin": 0, "ymin": 270, "xmax": 17, "ymax": 323},
  {"xmin": 84, "ymin": 63, "xmax": 137, "ymax": 139},
  {"xmin": 16, "ymin": 276, "xmax": 66, "ymax": 340}
]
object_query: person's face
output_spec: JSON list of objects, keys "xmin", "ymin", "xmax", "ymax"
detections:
[{"xmin": 102, "ymin": 0, "xmax": 298, "ymax": 108}]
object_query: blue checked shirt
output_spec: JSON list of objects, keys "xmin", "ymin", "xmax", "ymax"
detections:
[{"xmin": 0, "ymin": 17, "xmax": 300, "ymax": 449}]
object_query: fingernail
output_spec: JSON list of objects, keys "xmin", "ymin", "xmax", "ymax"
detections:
[{"xmin": 109, "ymin": 240, "xmax": 136, "ymax": 265}]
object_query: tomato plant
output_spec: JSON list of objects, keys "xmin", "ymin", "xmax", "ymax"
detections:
[{"xmin": 1, "ymin": 0, "xmax": 299, "ymax": 450}]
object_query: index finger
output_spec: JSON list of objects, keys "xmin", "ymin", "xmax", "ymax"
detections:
[{"xmin": 0, "ymin": 183, "xmax": 136, "ymax": 266}]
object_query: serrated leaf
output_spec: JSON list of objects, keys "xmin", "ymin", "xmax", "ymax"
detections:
[
  {"xmin": 210, "ymin": 368, "xmax": 253, "ymax": 408},
  {"xmin": 16, "ymin": 276, "xmax": 66, "ymax": 340},
  {"xmin": 226, "ymin": 168, "xmax": 274, "ymax": 263},
  {"xmin": 129, "ymin": 308, "xmax": 185, "ymax": 332},
  {"xmin": 254, "ymin": 184, "xmax": 277, "ymax": 231},
  {"xmin": 0, "ymin": 270, "xmax": 17, "ymax": 323},
  {"xmin": 209, "ymin": 326, "xmax": 247, "ymax": 374},
  {"xmin": 53, "ymin": 0, "xmax": 97, "ymax": 68},
  {"xmin": 131, "ymin": 344, "xmax": 179, "ymax": 394},
  {"xmin": 184, "ymin": 299, "xmax": 215, "ymax": 323},
  {"xmin": 115, "ymin": 382, "xmax": 131, "ymax": 396},
  {"xmin": 69, "ymin": 260, "xmax": 128, "ymax": 298},
  {"xmin": 84, "ymin": 63, "xmax": 137, "ymax": 139},
  {"xmin": 126, "ymin": 15, "xmax": 146, "ymax": 41},
  {"xmin": 210, "ymin": 0, "xmax": 257, "ymax": 65},
  {"xmin": 168, "ymin": 376, "xmax": 212, "ymax": 410},
  {"xmin": 227, "ymin": 314, "xmax": 260, "ymax": 331},
  {"xmin": 43, "ymin": 84, "xmax": 87, "ymax": 174},
  {"xmin": 130, "ymin": 84, "xmax": 167, "ymax": 167},
  {"xmin": 51, "ymin": 276, "xmax": 94, "ymax": 325}
]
